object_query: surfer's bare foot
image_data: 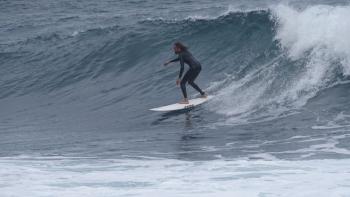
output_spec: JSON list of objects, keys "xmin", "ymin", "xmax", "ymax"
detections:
[
  {"xmin": 200, "ymin": 93, "xmax": 208, "ymax": 98},
  {"xmin": 179, "ymin": 99, "xmax": 189, "ymax": 104}
]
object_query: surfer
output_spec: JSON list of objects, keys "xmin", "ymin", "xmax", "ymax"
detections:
[{"xmin": 164, "ymin": 42, "xmax": 207, "ymax": 104}]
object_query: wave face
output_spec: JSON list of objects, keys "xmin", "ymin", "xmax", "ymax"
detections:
[
  {"xmin": 2, "ymin": 3, "xmax": 350, "ymax": 124},
  {"xmin": 1, "ymin": 1, "xmax": 350, "ymax": 156}
]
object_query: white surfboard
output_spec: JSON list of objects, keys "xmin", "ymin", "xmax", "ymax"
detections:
[{"xmin": 150, "ymin": 96, "xmax": 213, "ymax": 112}]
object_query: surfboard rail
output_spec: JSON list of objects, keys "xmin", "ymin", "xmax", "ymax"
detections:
[{"xmin": 150, "ymin": 96, "xmax": 213, "ymax": 112}]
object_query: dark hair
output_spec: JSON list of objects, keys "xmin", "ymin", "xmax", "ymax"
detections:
[{"xmin": 174, "ymin": 42, "xmax": 188, "ymax": 51}]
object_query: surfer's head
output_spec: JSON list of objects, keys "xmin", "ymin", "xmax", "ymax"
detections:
[{"xmin": 173, "ymin": 42, "xmax": 187, "ymax": 54}]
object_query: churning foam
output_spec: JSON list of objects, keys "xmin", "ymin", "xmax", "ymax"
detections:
[
  {"xmin": 0, "ymin": 156, "xmax": 349, "ymax": 197},
  {"xmin": 272, "ymin": 4, "xmax": 350, "ymax": 104},
  {"xmin": 274, "ymin": 4, "xmax": 350, "ymax": 72},
  {"xmin": 209, "ymin": 4, "xmax": 350, "ymax": 124}
]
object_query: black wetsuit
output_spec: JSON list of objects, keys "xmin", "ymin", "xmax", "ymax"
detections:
[{"xmin": 170, "ymin": 50, "xmax": 205, "ymax": 98}]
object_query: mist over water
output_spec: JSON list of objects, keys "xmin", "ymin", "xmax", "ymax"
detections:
[{"xmin": 1, "ymin": 0, "xmax": 350, "ymax": 196}]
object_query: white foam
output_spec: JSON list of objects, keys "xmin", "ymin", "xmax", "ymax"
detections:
[
  {"xmin": 312, "ymin": 111, "xmax": 350, "ymax": 130},
  {"xmin": 269, "ymin": 137, "xmax": 350, "ymax": 157},
  {"xmin": 271, "ymin": 4, "xmax": 350, "ymax": 106},
  {"xmin": 208, "ymin": 4, "xmax": 350, "ymax": 124},
  {"xmin": 273, "ymin": 4, "xmax": 350, "ymax": 71},
  {"xmin": 0, "ymin": 156, "xmax": 350, "ymax": 197},
  {"xmin": 207, "ymin": 56, "xmax": 295, "ymax": 125}
]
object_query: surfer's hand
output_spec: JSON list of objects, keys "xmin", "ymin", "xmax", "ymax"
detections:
[
  {"xmin": 163, "ymin": 61, "xmax": 169, "ymax": 66},
  {"xmin": 176, "ymin": 79, "xmax": 181, "ymax": 86}
]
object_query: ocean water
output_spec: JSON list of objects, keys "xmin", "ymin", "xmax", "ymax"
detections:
[{"xmin": 1, "ymin": 0, "xmax": 350, "ymax": 196}]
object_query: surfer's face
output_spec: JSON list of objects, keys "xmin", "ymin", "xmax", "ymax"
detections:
[{"xmin": 173, "ymin": 46, "xmax": 181, "ymax": 54}]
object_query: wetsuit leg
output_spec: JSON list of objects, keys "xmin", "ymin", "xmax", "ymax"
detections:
[
  {"xmin": 180, "ymin": 68, "xmax": 204, "ymax": 99},
  {"xmin": 180, "ymin": 71, "xmax": 190, "ymax": 99},
  {"xmin": 188, "ymin": 68, "xmax": 205, "ymax": 95}
]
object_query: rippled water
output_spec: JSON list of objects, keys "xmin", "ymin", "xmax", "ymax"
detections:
[{"xmin": 1, "ymin": 0, "xmax": 350, "ymax": 196}]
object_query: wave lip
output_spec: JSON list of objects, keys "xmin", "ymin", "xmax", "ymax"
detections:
[
  {"xmin": 207, "ymin": 4, "xmax": 350, "ymax": 124},
  {"xmin": 274, "ymin": 4, "xmax": 350, "ymax": 66}
]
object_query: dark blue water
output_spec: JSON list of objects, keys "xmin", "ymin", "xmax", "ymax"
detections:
[{"xmin": 1, "ymin": 0, "xmax": 350, "ymax": 196}]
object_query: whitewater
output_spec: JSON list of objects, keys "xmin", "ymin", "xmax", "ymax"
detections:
[{"xmin": 1, "ymin": 0, "xmax": 350, "ymax": 196}]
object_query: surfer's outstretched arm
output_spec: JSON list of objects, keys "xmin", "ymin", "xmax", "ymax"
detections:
[
  {"xmin": 169, "ymin": 57, "xmax": 179, "ymax": 63},
  {"xmin": 164, "ymin": 57, "xmax": 179, "ymax": 66}
]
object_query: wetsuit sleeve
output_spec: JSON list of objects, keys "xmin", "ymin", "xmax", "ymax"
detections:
[
  {"xmin": 169, "ymin": 57, "xmax": 180, "ymax": 63},
  {"xmin": 178, "ymin": 55, "xmax": 184, "ymax": 79}
]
